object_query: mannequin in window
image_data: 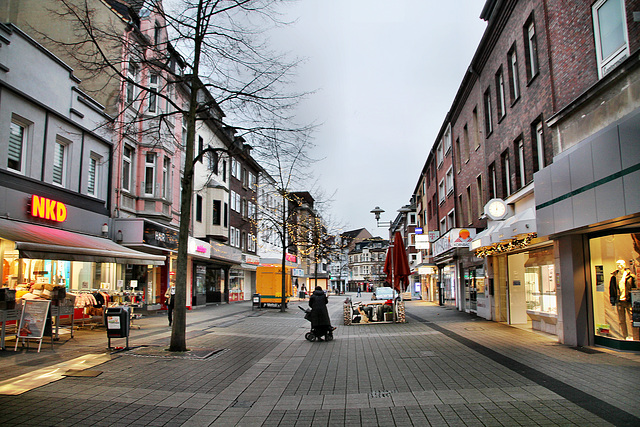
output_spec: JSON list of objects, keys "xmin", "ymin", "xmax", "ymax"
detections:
[{"xmin": 610, "ymin": 259, "xmax": 636, "ymax": 339}]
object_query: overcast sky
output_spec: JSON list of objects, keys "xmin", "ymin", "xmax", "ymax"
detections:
[{"xmin": 268, "ymin": 0, "xmax": 488, "ymax": 236}]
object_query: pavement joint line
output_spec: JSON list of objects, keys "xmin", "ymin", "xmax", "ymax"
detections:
[{"xmin": 406, "ymin": 311, "xmax": 640, "ymax": 427}]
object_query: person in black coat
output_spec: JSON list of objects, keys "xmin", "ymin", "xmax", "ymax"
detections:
[{"xmin": 309, "ymin": 286, "xmax": 336, "ymax": 340}]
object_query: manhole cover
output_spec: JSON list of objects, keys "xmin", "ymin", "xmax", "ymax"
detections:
[{"xmin": 369, "ymin": 390, "xmax": 395, "ymax": 398}]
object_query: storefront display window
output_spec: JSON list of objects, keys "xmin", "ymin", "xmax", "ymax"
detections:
[
  {"xmin": 229, "ymin": 268, "xmax": 244, "ymax": 302},
  {"xmin": 524, "ymin": 248, "xmax": 556, "ymax": 314},
  {"xmin": 442, "ymin": 264, "xmax": 456, "ymax": 306},
  {"xmin": 590, "ymin": 233, "xmax": 640, "ymax": 342}
]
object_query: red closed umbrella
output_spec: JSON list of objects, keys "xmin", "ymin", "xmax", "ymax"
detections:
[{"xmin": 383, "ymin": 232, "xmax": 411, "ymax": 293}]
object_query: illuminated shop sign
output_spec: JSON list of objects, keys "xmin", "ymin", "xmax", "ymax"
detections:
[
  {"xmin": 285, "ymin": 253, "xmax": 297, "ymax": 263},
  {"xmin": 30, "ymin": 195, "xmax": 67, "ymax": 222}
]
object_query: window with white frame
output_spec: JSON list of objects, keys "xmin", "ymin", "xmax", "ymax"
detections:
[
  {"xmin": 502, "ymin": 149, "xmax": 511, "ymax": 197},
  {"xmin": 447, "ymin": 210, "xmax": 455, "ymax": 229},
  {"xmin": 508, "ymin": 45, "xmax": 520, "ymax": 102},
  {"xmin": 516, "ymin": 138, "xmax": 526, "ymax": 189},
  {"xmin": 496, "ymin": 67, "xmax": 506, "ymax": 119},
  {"xmin": 144, "ymin": 152, "xmax": 156, "ymax": 196},
  {"xmin": 436, "ymin": 143, "xmax": 444, "ymax": 167},
  {"xmin": 122, "ymin": 145, "xmax": 133, "ymax": 192},
  {"xmin": 162, "ymin": 156, "xmax": 170, "ymax": 199},
  {"xmin": 524, "ymin": 17, "xmax": 539, "ymax": 80},
  {"xmin": 439, "ymin": 217, "xmax": 446, "ymax": 235},
  {"xmin": 484, "ymin": 88, "xmax": 493, "ymax": 135},
  {"xmin": 126, "ymin": 61, "xmax": 138, "ymax": 104},
  {"xmin": 489, "ymin": 162, "xmax": 497, "ymax": 199},
  {"xmin": 532, "ymin": 120, "xmax": 545, "ymax": 172},
  {"xmin": 232, "ymin": 158, "xmax": 241, "ymax": 179},
  {"xmin": 88, "ymin": 156, "xmax": 98, "ymax": 197},
  {"xmin": 230, "ymin": 226, "xmax": 237, "ymax": 247},
  {"xmin": 593, "ymin": 0, "xmax": 629, "ymax": 78},
  {"xmin": 8, "ymin": 120, "xmax": 27, "ymax": 173},
  {"xmin": 446, "ymin": 167, "xmax": 454, "ymax": 196},
  {"xmin": 438, "ymin": 179, "xmax": 445, "ymax": 203},
  {"xmin": 443, "ymin": 124, "xmax": 452, "ymax": 154},
  {"xmin": 52, "ymin": 138, "xmax": 68, "ymax": 186},
  {"xmin": 148, "ymin": 74, "xmax": 159, "ymax": 113}
]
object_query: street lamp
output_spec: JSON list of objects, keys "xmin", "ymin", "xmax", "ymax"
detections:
[{"xmin": 370, "ymin": 206, "xmax": 391, "ymax": 227}]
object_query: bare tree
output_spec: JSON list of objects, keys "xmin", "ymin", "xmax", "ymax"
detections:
[{"xmin": 6, "ymin": 0, "xmax": 312, "ymax": 351}]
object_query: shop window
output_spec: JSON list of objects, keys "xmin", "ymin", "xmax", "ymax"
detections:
[{"xmin": 590, "ymin": 233, "xmax": 640, "ymax": 342}]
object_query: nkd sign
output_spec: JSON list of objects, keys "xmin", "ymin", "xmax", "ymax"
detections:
[{"xmin": 30, "ymin": 195, "xmax": 67, "ymax": 222}]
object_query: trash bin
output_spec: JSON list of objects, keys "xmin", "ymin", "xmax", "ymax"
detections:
[
  {"xmin": 252, "ymin": 293, "xmax": 261, "ymax": 310},
  {"xmin": 105, "ymin": 306, "xmax": 130, "ymax": 349}
]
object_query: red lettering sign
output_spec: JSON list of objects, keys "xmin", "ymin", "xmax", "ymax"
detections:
[{"xmin": 31, "ymin": 195, "xmax": 67, "ymax": 222}]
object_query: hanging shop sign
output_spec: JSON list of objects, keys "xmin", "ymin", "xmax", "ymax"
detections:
[
  {"xmin": 286, "ymin": 253, "xmax": 297, "ymax": 263},
  {"xmin": 188, "ymin": 237, "xmax": 211, "ymax": 258},
  {"xmin": 30, "ymin": 195, "xmax": 67, "ymax": 222},
  {"xmin": 433, "ymin": 228, "xmax": 477, "ymax": 256},
  {"xmin": 143, "ymin": 221, "xmax": 179, "ymax": 251},
  {"xmin": 415, "ymin": 234, "xmax": 430, "ymax": 250}
]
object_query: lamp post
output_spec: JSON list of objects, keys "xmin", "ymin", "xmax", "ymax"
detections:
[{"xmin": 370, "ymin": 206, "xmax": 391, "ymax": 227}]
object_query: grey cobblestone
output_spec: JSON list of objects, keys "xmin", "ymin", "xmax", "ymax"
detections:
[{"xmin": 0, "ymin": 295, "xmax": 638, "ymax": 426}]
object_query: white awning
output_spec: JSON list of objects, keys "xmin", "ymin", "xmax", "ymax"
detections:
[{"xmin": 0, "ymin": 218, "xmax": 166, "ymax": 265}]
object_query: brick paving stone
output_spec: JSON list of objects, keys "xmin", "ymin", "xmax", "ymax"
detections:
[{"xmin": 0, "ymin": 298, "xmax": 638, "ymax": 426}]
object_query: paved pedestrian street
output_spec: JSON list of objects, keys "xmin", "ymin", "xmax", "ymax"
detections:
[{"xmin": 0, "ymin": 295, "xmax": 639, "ymax": 426}]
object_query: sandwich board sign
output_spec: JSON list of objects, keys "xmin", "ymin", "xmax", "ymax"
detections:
[{"xmin": 15, "ymin": 299, "xmax": 51, "ymax": 352}]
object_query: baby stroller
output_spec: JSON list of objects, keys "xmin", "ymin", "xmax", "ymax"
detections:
[{"xmin": 299, "ymin": 306, "xmax": 333, "ymax": 342}]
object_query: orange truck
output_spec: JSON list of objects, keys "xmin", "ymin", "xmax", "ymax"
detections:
[{"xmin": 256, "ymin": 266, "xmax": 292, "ymax": 308}]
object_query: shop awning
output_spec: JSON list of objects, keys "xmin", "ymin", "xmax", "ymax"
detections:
[
  {"xmin": 469, "ymin": 225, "xmax": 498, "ymax": 250},
  {"xmin": 0, "ymin": 219, "xmax": 165, "ymax": 265}
]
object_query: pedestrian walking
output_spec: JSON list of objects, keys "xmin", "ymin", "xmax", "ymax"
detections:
[
  {"xmin": 165, "ymin": 284, "xmax": 175, "ymax": 326},
  {"xmin": 357, "ymin": 285, "xmax": 361, "ymax": 297},
  {"xmin": 309, "ymin": 286, "xmax": 336, "ymax": 341}
]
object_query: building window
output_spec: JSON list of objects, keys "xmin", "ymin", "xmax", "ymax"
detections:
[
  {"xmin": 593, "ymin": 0, "xmax": 629, "ymax": 78},
  {"xmin": 145, "ymin": 152, "xmax": 156, "ymax": 196},
  {"xmin": 122, "ymin": 145, "xmax": 133, "ymax": 192},
  {"xmin": 532, "ymin": 119, "xmax": 545, "ymax": 172},
  {"xmin": 162, "ymin": 156, "xmax": 170, "ymax": 199},
  {"xmin": 197, "ymin": 136, "xmax": 203, "ymax": 161},
  {"xmin": 443, "ymin": 124, "xmax": 452, "ymax": 154},
  {"xmin": 439, "ymin": 217, "xmax": 446, "ymax": 235},
  {"xmin": 52, "ymin": 138, "xmax": 68, "ymax": 186},
  {"xmin": 496, "ymin": 67, "xmax": 506, "ymax": 119},
  {"xmin": 515, "ymin": 137, "xmax": 526, "ymax": 189},
  {"xmin": 476, "ymin": 175, "xmax": 483, "ymax": 217},
  {"xmin": 8, "ymin": 120, "xmax": 26, "ymax": 173},
  {"xmin": 472, "ymin": 107, "xmax": 480, "ymax": 149},
  {"xmin": 455, "ymin": 137, "xmax": 461, "ymax": 173},
  {"xmin": 224, "ymin": 202, "xmax": 228, "ymax": 227},
  {"xmin": 148, "ymin": 74, "xmax": 158, "ymax": 113},
  {"xmin": 209, "ymin": 149, "xmax": 218, "ymax": 174},
  {"xmin": 438, "ymin": 179, "xmax": 445, "ymax": 204},
  {"xmin": 463, "ymin": 124, "xmax": 470, "ymax": 163},
  {"xmin": 524, "ymin": 16, "xmax": 539, "ymax": 80},
  {"xmin": 126, "ymin": 61, "xmax": 137, "ymax": 103},
  {"xmin": 466, "ymin": 186, "xmax": 473, "ymax": 225},
  {"xmin": 447, "ymin": 209, "xmax": 455, "ymax": 229},
  {"xmin": 508, "ymin": 44, "xmax": 520, "ymax": 102},
  {"xmin": 436, "ymin": 143, "xmax": 444, "ymax": 167},
  {"xmin": 446, "ymin": 167, "xmax": 454, "ymax": 196},
  {"xmin": 222, "ymin": 160, "xmax": 227, "ymax": 182},
  {"xmin": 488, "ymin": 163, "xmax": 497, "ymax": 199},
  {"xmin": 212, "ymin": 200, "xmax": 221, "ymax": 225},
  {"xmin": 195, "ymin": 194, "xmax": 203, "ymax": 222},
  {"xmin": 483, "ymin": 88, "xmax": 493, "ymax": 135},
  {"xmin": 88, "ymin": 156, "xmax": 98, "ymax": 196},
  {"xmin": 501, "ymin": 149, "xmax": 511, "ymax": 197},
  {"xmin": 427, "ymin": 200, "xmax": 432, "ymax": 220}
]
